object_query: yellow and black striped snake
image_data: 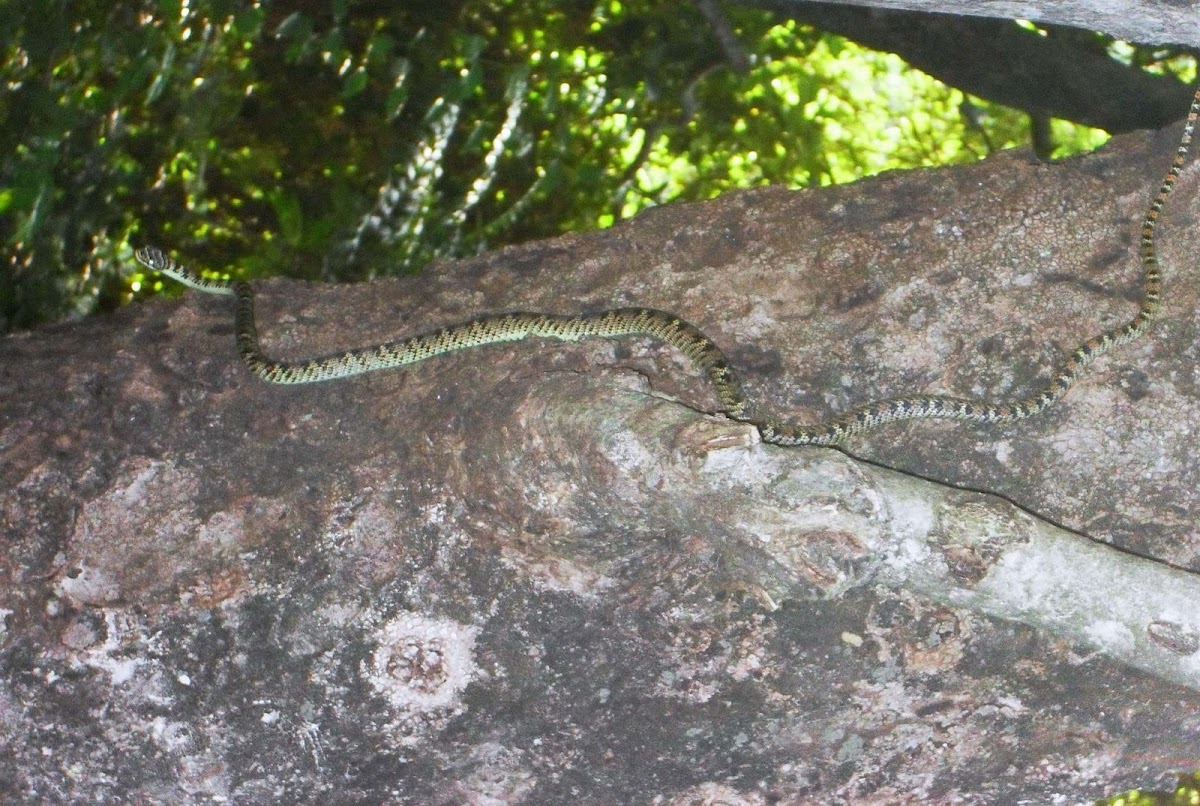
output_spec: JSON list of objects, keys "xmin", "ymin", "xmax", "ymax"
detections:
[{"xmin": 136, "ymin": 88, "xmax": 1199, "ymax": 446}]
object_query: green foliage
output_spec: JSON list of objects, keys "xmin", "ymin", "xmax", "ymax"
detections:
[{"xmin": 0, "ymin": 1, "xmax": 1188, "ymax": 332}]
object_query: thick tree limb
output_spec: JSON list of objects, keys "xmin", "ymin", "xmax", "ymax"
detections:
[{"xmin": 5, "ymin": 120, "xmax": 1200, "ymax": 800}]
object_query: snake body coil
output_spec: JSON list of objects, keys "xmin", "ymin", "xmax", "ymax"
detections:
[{"xmin": 136, "ymin": 89, "xmax": 1199, "ymax": 446}]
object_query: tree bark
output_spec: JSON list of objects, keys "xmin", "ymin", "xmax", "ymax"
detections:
[{"xmin": 4, "ymin": 122, "xmax": 1200, "ymax": 800}]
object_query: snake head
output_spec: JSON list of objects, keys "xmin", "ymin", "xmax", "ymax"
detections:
[{"xmin": 134, "ymin": 246, "xmax": 170, "ymax": 272}]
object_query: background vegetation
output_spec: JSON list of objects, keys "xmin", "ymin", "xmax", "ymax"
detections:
[{"xmin": 0, "ymin": 1, "xmax": 1193, "ymax": 334}]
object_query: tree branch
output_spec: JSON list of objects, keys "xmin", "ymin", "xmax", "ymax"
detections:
[
  {"xmin": 744, "ymin": 1, "xmax": 1195, "ymax": 132},
  {"xmin": 516, "ymin": 380, "xmax": 1200, "ymax": 691}
]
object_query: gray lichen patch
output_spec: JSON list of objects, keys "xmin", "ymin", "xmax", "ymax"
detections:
[{"xmin": 362, "ymin": 612, "xmax": 480, "ymax": 745}]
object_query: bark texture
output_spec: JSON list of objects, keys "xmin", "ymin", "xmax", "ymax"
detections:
[{"xmin": 4, "ymin": 124, "xmax": 1200, "ymax": 801}]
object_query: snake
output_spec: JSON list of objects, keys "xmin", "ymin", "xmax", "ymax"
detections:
[{"xmin": 135, "ymin": 88, "xmax": 1199, "ymax": 447}]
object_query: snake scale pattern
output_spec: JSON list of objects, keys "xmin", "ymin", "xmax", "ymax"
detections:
[{"xmin": 136, "ymin": 88, "xmax": 1199, "ymax": 446}]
